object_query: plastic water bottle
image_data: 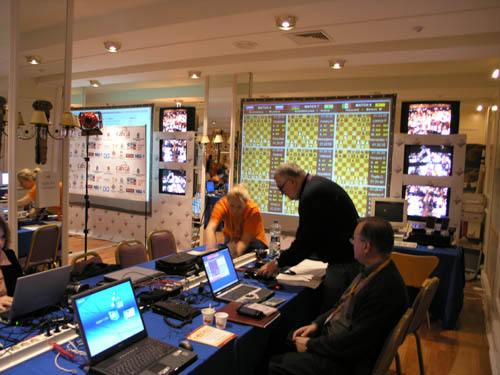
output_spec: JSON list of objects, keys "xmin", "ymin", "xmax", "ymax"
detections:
[{"xmin": 269, "ymin": 221, "xmax": 281, "ymax": 261}]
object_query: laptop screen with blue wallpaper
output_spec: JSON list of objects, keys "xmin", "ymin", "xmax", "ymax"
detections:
[
  {"xmin": 202, "ymin": 247, "xmax": 239, "ymax": 294},
  {"xmin": 73, "ymin": 279, "xmax": 145, "ymax": 358}
]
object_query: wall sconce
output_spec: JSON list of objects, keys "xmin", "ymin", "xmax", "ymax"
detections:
[
  {"xmin": 104, "ymin": 41, "xmax": 121, "ymax": 53},
  {"xmin": 492, "ymin": 105, "xmax": 499, "ymax": 112},
  {"xmin": 276, "ymin": 16, "xmax": 296, "ymax": 31},
  {"xmin": 476, "ymin": 105, "xmax": 484, "ymax": 112},
  {"xmin": 329, "ymin": 59, "xmax": 346, "ymax": 70},
  {"xmin": 200, "ymin": 135, "xmax": 210, "ymax": 144},
  {"xmin": 89, "ymin": 80, "xmax": 100, "ymax": 88},
  {"xmin": 26, "ymin": 56, "xmax": 41, "ymax": 65},
  {"xmin": 492, "ymin": 68, "xmax": 499, "ymax": 79},
  {"xmin": 189, "ymin": 71, "xmax": 201, "ymax": 79}
]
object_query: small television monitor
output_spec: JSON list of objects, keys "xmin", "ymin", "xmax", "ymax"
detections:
[
  {"xmin": 403, "ymin": 184, "xmax": 450, "ymax": 221},
  {"xmin": 160, "ymin": 139, "xmax": 187, "ymax": 163},
  {"xmin": 371, "ymin": 197, "xmax": 407, "ymax": 230},
  {"xmin": 1, "ymin": 173, "xmax": 8, "ymax": 186},
  {"xmin": 400, "ymin": 101, "xmax": 460, "ymax": 135},
  {"xmin": 159, "ymin": 169, "xmax": 186, "ymax": 195},
  {"xmin": 206, "ymin": 181, "xmax": 215, "ymax": 193},
  {"xmin": 404, "ymin": 145, "xmax": 453, "ymax": 177},
  {"xmin": 159, "ymin": 107, "xmax": 195, "ymax": 132}
]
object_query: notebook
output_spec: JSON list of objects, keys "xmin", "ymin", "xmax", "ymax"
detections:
[
  {"xmin": 201, "ymin": 248, "xmax": 274, "ymax": 303},
  {"xmin": 104, "ymin": 266, "xmax": 165, "ymax": 285},
  {"xmin": 72, "ymin": 279, "xmax": 197, "ymax": 375},
  {"xmin": 0, "ymin": 265, "xmax": 71, "ymax": 324}
]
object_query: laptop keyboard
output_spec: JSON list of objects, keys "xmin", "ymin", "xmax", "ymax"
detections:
[
  {"xmin": 221, "ymin": 284, "xmax": 256, "ymax": 300},
  {"xmin": 107, "ymin": 339, "xmax": 177, "ymax": 375}
]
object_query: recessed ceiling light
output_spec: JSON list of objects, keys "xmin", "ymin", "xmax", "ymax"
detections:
[
  {"xmin": 276, "ymin": 16, "xmax": 296, "ymax": 31},
  {"xmin": 476, "ymin": 104, "xmax": 483, "ymax": 112},
  {"xmin": 329, "ymin": 59, "xmax": 346, "ymax": 70},
  {"xmin": 26, "ymin": 56, "xmax": 41, "ymax": 65},
  {"xmin": 103, "ymin": 41, "xmax": 121, "ymax": 53},
  {"xmin": 189, "ymin": 71, "xmax": 201, "ymax": 79},
  {"xmin": 492, "ymin": 105, "xmax": 499, "ymax": 112},
  {"xmin": 492, "ymin": 68, "xmax": 500, "ymax": 79},
  {"xmin": 89, "ymin": 80, "xmax": 100, "ymax": 87}
]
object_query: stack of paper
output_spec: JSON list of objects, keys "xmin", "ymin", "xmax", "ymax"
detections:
[{"xmin": 276, "ymin": 259, "xmax": 328, "ymax": 288}]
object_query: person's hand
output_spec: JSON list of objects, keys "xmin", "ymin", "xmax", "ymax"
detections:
[
  {"xmin": 292, "ymin": 323, "xmax": 318, "ymax": 341},
  {"xmin": 257, "ymin": 260, "xmax": 278, "ymax": 278},
  {"xmin": 295, "ymin": 336, "xmax": 310, "ymax": 353},
  {"xmin": 0, "ymin": 295, "xmax": 13, "ymax": 311}
]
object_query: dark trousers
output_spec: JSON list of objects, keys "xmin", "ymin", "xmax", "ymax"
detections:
[{"xmin": 269, "ymin": 351, "xmax": 341, "ymax": 375}]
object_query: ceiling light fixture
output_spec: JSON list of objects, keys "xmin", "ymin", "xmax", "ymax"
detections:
[
  {"xmin": 492, "ymin": 68, "xmax": 500, "ymax": 79},
  {"xmin": 103, "ymin": 41, "xmax": 121, "ymax": 53},
  {"xmin": 89, "ymin": 80, "xmax": 100, "ymax": 88},
  {"xmin": 26, "ymin": 56, "xmax": 41, "ymax": 65},
  {"xmin": 476, "ymin": 104, "xmax": 484, "ymax": 112},
  {"xmin": 189, "ymin": 71, "xmax": 201, "ymax": 79},
  {"xmin": 329, "ymin": 59, "xmax": 346, "ymax": 70},
  {"xmin": 276, "ymin": 16, "xmax": 296, "ymax": 31},
  {"xmin": 492, "ymin": 105, "xmax": 499, "ymax": 112}
]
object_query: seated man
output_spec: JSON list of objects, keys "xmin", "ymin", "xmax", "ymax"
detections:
[
  {"xmin": 268, "ymin": 217, "xmax": 408, "ymax": 375},
  {"xmin": 205, "ymin": 184, "xmax": 268, "ymax": 257}
]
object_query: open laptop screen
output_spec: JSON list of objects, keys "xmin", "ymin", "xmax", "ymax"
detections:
[
  {"xmin": 73, "ymin": 279, "xmax": 145, "ymax": 358},
  {"xmin": 202, "ymin": 248, "xmax": 238, "ymax": 294}
]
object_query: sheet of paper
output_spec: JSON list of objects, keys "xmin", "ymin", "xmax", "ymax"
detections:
[{"xmin": 186, "ymin": 325, "xmax": 237, "ymax": 347}]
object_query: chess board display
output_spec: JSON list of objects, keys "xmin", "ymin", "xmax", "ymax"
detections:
[{"xmin": 240, "ymin": 97, "xmax": 395, "ymax": 217}]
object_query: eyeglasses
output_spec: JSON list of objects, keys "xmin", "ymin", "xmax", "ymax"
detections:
[
  {"xmin": 350, "ymin": 235, "xmax": 367, "ymax": 243},
  {"xmin": 276, "ymin": 179, "xmax": 290, "ymax": 194}
]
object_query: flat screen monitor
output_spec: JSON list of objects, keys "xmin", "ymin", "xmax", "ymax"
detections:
[
  {"xmin": 404, "ymin": 145, "xmax": 453, "ymax": 177},
  {"xmin": 371, "ymin": 197, "xmax": 407, "ymax": 230},
  {"xmin": 1, "ymin": 173, "xmax": 8, "ymax": 187},
  {"xmin": 159, "ymin": 107, "xmax": 195, "ymax": 132},
  {"xmin": 159, "ymin": 168, "xmax": 186, "ymax": 195},
  {"xmin": 206, "ymin": 181, "xmax": 215, "ymax": 193},
  {"xmin": 404, "ymin": 184, "xmax": 450, "ymax": 222},
  {"xmin": 160, "ymin": 139, "xmax": 187, "ymax": 163},
  {"xmin": 400, "ymin": 101, "xmax": 460, "ymax": 135}
]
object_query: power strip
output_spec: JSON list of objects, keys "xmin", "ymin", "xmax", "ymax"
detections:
[{"xmin": 0, "ymin": 323, "xmax": 79, "ymax": 372}]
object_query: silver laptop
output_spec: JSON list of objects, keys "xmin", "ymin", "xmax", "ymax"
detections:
[
  {"xmin": 0, "ymin": 265, "xmax": 71, "ymax": 324},
  {"xmin": 104, "ymin": 266, "xmax": 165, "ymax": 285},
  {"xmin": 201, "ymin": 247, "xmax": 274, "ymax": 303},
  {"xmin": 72, "ymin": 279, "xmax": 197, "ymax": 375}
]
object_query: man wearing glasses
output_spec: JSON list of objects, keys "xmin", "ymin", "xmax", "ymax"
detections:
[{"xmin": 258, "ymin": 162, "xmax": 359, "ymax": 312}]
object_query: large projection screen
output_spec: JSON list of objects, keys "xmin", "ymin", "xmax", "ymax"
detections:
[
  {"xmin": 69, "ymin": 104, "xmax": 153, "ymax": 214},
  {"xmin": 239, "ymin": 95, "xmax": 396, "ymax": 232}
]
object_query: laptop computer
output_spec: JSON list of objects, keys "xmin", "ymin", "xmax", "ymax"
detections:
[
  {"xmin": 201, "ymin": 248, "xmax": 274, "ymax": 303},
  {"xmin": 104, "ymin": 266, "xmax": 165, "ymax": 285},
  {"xmin": 72, "ymin": 279, "xmax": 197, "ymax": 375},
  {"xmin": 0, "ymin": 265, "xmax": 71, "ymax": 324}
]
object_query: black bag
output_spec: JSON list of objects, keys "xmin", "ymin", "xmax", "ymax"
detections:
[
  {"xmin": 70, "ymin": 262, "xmax": 121, "ymax": 281},
  {"xmin": 155, "ymin": 252, "xmax": 200, "ymax": 276}
]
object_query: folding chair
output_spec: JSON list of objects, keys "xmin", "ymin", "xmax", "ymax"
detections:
[
  {"xmin": 114, "ymin": 240, "xmax": 148, "ymax": 268},
  {"xmin": 146, "ymin": 230, "xmax": 177, "ymax": 260},
  {"xmin": 19, "ymin": 224, "xmax": 61, "ymax": 274}
]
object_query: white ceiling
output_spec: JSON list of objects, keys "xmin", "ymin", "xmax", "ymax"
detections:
[{"xmin": 2, "ymin": 0, "xmax": 500, "ymax": 119}]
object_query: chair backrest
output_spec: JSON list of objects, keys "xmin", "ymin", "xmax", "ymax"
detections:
[
  {"xmin": 24, "ymin": 224, "xmax": 61, "ymax": 272},
  {"xmin": 115, "ymin": 240, "xmax": 148, "ymax": 268},
  {"xmin": 408, "ymin": 277, "xmax": 440, "ymax": 334},
  {"xmin": 147, "ymin": 230, "xmax": 177, "ymax": 260},
  {"xmin": 391, "ymin": 252, "xmax": 439, "ymax": 288},
  {"xmin": 372, "ymin": 308, "xmax": 414, "ymax": 375},
  {"xmin": 71, "ymin": 251, "xmax": 103, "ymax": 273}
]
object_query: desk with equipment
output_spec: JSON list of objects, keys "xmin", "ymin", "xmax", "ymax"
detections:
[{"xmin": 0, "ymin": 247, "xmax": 316, "ymax": 375}]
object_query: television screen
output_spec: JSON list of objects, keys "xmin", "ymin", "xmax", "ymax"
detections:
[
  {"xmin": 1, "ymin": 172, "xmax": 8, "ymax": 186},
  {"xmin": 404, "ymin": 185, "xmax": 450, "ymax": 220},
  {"xmin": 160, "ymin": 139, "xmax": 187, "ymax": 163},
  {"xmin": 159, "ymin": 169, "xmax": 186, "ymax": 195},
  {"xmin": 240, "ymin": 95, "xmax": 396, "ymax": 229},
  {"xmin": 159, "ymin": 107, "xmax": 195, "ymax": 132},
  {"xmin": 404, "ymin": 145, "xmax": 453, "ymax": 177},
  {"xmin": 400, "ymin": 101, "xmax": 460, "ymax": 135}
]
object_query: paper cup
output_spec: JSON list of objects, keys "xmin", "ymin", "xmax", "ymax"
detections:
[
  {"xmin": 202, "ymin": 308, "xmax": 215, "ymax": 325},
  {"xmin": 215, "ymin": 312, "xmax": 229, "ymax": 329}
]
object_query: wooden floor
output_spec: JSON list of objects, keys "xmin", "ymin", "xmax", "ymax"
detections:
[{"xmin": 68, "ymin": 235, "xmax": 492, "ymax": 375}]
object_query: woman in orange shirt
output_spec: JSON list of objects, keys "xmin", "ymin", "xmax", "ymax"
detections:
[{"xmin": 206, "ymin": 184, "xmax": 268, "ymax": 257}]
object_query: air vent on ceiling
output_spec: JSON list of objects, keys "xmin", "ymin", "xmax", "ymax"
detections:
[{"xmin": 287, "ymin": 30, "xmax": 332, "ymax": 45}]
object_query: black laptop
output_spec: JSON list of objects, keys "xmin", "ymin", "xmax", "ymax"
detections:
[
  {"xmin": 72, "ymin": 279, "xmax": 197, "ymax": 375},
  {"xmin": 201, "ymin": 247, "xmax": 274, "ymax": 303}
]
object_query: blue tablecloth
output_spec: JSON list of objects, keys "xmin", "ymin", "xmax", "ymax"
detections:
[{"xmin": 394, "ymin": 245, "xmax": 465, "ymax": 330}]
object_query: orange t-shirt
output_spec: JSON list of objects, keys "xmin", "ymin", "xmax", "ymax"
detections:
[{"xmin": 209, "ymin": 197, "xmax": 268, "ymax": 247}]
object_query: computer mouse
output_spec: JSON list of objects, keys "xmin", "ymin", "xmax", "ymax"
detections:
[{"xmin": 178, "ymin": 340, "xmax": 193, "ymax": 351}]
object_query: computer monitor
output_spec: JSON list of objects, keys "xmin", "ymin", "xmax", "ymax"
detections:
[
  {"xmin": 371, "ymin": 197, "xmax": 408, "ymax": 230},
  {"xmin": 1, "ymin": 172, "xmax": 8, "ymax": 187}
]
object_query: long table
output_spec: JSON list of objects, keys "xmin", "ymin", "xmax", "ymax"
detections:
[
  {"xmin": 394, "ymin": 245, "xmax": 465, "ymax": 330},
  {"xmin": 1, "ymin": 250, "xmax": 316, "ymax": 375}
]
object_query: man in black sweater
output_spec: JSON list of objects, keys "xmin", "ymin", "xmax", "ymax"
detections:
[
  {"xmin": 268, "ymin": 217, "xmax": 408, "ymax": 375},
  {"xmin": 258, "ymin": 163, "xmax": 360, "ymax": 311}
]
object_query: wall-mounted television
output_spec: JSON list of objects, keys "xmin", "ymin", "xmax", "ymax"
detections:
[
  {"xmin": 159, "ymin": 107, "xmax": 195, "ymax": 132},
  {"xmin": 1, "ymin": 172, "xmax": 8, "ymax": 187},
  {"xmin": 400, "ymin": 101, "xmax": 460, "ymax": 135},
  {"xmin": 160, "ymin": 139, "xmax": 187, "ymax": 163},
  {"xmin": 404, "ymin": 184, "xmax": 450, "ymax": 221},
  {"xmin": 159, "ymin": 168, "xmax": 186, "ymax": 195},
  {"xmin": 404, "ymin": 145, "xmax": 453, "ymax": 177}
]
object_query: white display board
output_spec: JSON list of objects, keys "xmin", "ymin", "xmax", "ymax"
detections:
[{"xmin": 35, "ymin": 171, "xmax": 59, "ymax": 208}]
